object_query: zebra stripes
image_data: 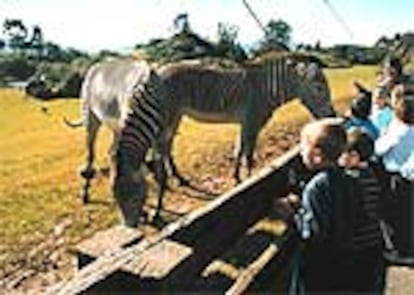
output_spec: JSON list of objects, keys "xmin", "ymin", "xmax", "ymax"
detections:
[
  {"xmin": 120, "ymin": 83, "xmax": 163, "ymax": 159},
  {"xmin": 111, "ymin": 55, "xmax": 335, "ymax": 226},
  {"xmin": 113, "ymin": 69, "xmax": 168, "ymax": 226},
  {"xmin": 64, "ymin": 58, "xmax": 156, "ymax": 204},
  {"xmin": 157, "ymin": 56, "xmax": 335, "ymax": 182}
]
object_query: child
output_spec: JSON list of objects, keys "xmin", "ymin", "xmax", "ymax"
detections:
[
  {"xmin": 338, "ymin": 128, "xmax": 386, "ymax": 292},
  {"xmin": 375, "ymin": 91, "xmax": 414, "ymax": 256},
  {"xmin": 375, "ymin": 90, "xmax": 414, "ymax": 180},
  {"xmin": 344, "ymin": 92, "xmax": 379, "ymax": 140},
  {"xmin": 370, "ymin": 86, "xmax": 393, "ymax": 134},
  {"xmin": 291, "ymin": 118, "xmax": 354, "ymax": 293}
]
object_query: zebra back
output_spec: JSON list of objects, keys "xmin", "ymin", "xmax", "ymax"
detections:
[
  {"xmin": 157, "ymin": 54, "xmax": 334, "ymax": 126},
  {"xmin": 117, "ymin": 69, "xmax": 165, "ymax": 168}
]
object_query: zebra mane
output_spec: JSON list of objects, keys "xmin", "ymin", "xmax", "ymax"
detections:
[
  {"xmin": 118, "ymin": 68, "xmax": 165, "ymax": 166},
  {"xmin": 156, "ymin": 57, "xmax": 242, "ymax": 72}
]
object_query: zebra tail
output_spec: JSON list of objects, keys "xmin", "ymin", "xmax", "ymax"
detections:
[{"xmin": 63, "ymin": 116, "xmax": 84, "ymax": 128}]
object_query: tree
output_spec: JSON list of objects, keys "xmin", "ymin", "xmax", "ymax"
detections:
[
  {"xmin": 174, "ymin": 13, "xmax": 191, "ymax": 34},
  {"xmin": 217, "ymin": 22, "xmax": 238, "ymax": 45},
  {"xmin": 264, "ymin": 19, "xmax": 291, "ymax": 49},
  {"xmin": 216, "ymin": 22, "xmax": 247, "ymax": 62},
  {"xmin": 394, "ymin": 33, "xmax": 402, "ymax": 41},
  {"xmin": 3, "ymin": 19, "xmax": 28, "ymax": 52},
  {"xmin": 27, "ymin": 25, "xmax": 44, "ymax": 58},
  {"xmin": 0, "ymin": 38, "xmax": 5, "ymax": 51},
  {"xmin": 255, "ymin": 19, "xmax": 292, "ymax": 54},
  {"xmin": 315, "ymin": 40, "xmax": 322, "ymax": 51}
]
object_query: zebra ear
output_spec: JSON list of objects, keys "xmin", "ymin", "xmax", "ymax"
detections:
[
  {"xmin": 295, "ymin": 62, "xmax": 307, "ymax": 77},
  {"xmin": 304, "ymin": 62, "xmax": 323, "ymax": 81},
  {"xmin": 286, "ymin": 58, "xmax": 295, "ymax": 67}
]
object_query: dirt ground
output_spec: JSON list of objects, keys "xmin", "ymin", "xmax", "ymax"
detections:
[{"xmin": 387, "ymin": 266, "xmax": 414, "ymax": 295}]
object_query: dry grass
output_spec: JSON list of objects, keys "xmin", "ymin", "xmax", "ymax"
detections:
[{"xmin": 0, "ymin": 65, "xmax": 377, "ymax": 281}]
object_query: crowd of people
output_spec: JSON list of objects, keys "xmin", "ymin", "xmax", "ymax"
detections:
[{"xmin": 288, "ymin": 57, "xmax": 414, "ymax": 294}]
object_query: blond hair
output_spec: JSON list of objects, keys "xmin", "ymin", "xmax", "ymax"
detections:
[{"xmin": 302, "ymin": 118, "xmax": 347, "ymax": 161}]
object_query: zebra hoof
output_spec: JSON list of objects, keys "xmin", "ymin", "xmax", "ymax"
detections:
[
  {"xmin": 233, "ymin": 175, "xmax": 242, "ymax": 184},
  {"xmin": 81, "ymin": 190, "xmax": 89, "ymax": 204},
  {"xmin": 151, "ymin": 213, "xmax": 166, "ymax": 228},
  {"xmin": 80, "ymin": 167, "xmax": 96, "ymax": 180},
  {"xmin": 176, "ymin": 176, "xmax": 191, "ymax": 187}
]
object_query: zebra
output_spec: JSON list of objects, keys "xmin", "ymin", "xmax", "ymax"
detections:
[
  {"xmin": 156, "ymin": 54, "xmax": 336, "ymax": 183},
  {"xmin": 113, "ymin": 54, "xmax": 336, "ymax": 225},
  {"xmin": 64, "ymin": 58, "xmax": 165, "ymax": 204},
  {"xmin": 112, "ymin": 68, "xmax": 168, "ymax": 226}
]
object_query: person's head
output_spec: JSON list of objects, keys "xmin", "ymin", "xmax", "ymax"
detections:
[
  {"xmin": 338, "ymin": 128, "xmax": 374, "ymax": 169},
  {"xmin": 350, "ymin": 92, "xmax": 372, "ymax": 119},
  {"xmin": 300, "ymin": 118, "xmax": 347, "ymax": 170},
  {"xmin": 376, "ymin": 70, "xmax": 385, "ymax": 84},
  {"xmin": 391, "ymin": 84, "xmax": 404, "ymax": 108},
  {"xmin": 384, "ymin": 56, "xmax": 403, "ymax": 81},
  {"xmin": 372, "ymin": 86, "xmax": 389, "ymax": 109},
  {"xmin": 393, "ymin": 93, "xmax": 414, "ymax": 125}
]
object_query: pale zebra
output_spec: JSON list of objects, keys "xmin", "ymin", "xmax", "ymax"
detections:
[
  {"xmin": 64, "ymin": 58, "xmax": 165, "ymax": 204},
  {"xmin": 157, "ymin": 55, "xmax": 336, "ymax": 183}
]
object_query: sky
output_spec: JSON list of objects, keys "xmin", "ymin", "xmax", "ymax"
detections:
[{"xmin": 1, "ymin": 0, "xmax": 413, "ymax": 53}]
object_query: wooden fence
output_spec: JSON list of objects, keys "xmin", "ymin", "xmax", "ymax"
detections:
[{"xmin": 47, "ymin": 147, "xmax": 304, "ymax": 294}]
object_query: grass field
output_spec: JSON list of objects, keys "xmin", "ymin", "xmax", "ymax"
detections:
[{"xmin": 0, "ymin": 65, "xmax": 377, "ymax": 281}]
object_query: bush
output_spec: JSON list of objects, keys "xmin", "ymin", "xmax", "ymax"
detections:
[
  {"xmin": 0, "ymin": 54, "xmax": 36, "ymax": 81},
  {"xmin": 24, "ymin": 57, "xmax": 94, "ymax": 99}
]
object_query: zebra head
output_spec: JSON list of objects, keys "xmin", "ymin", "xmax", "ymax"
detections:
[
  {"xmin": 293, "ymin": 61, "xmax": 336, "ymax": 118},
  {"xmin": 112, "ymin": 149, "xmax": 148, "ymax": 227}
]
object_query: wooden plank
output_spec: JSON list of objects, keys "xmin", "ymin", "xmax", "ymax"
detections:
[
  {"xmin": 127, "ymin": 239, "xmax": 193, "ymax": 278},
  {"xmin": 199, "ymin": 204, "xmax": 290, "ymax": 293},
  {"xmin": 203, "ymin": 260, "xmax": 241, "ymax": 281},
  {"xmin": 226, "ymin": 244, "xmax": 279, "ymax": 295},
  {"xmin": 160, "ymin": 150, "xmax": 300, "ymax": 288},
  {"xmin": 46, "ymin": 146, "xmax": 300, "ymax": 295},
  {"xmin": 70, "ymin": 225, "xmax": 143, "ymax": 268}
]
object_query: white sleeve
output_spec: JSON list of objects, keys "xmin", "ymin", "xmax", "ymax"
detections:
[
  {"xmin": 400, "ymin": 154, "xmax": 414, "ymax": 181},
  {"xmin": 375, "ymin": 122, "xmax": 400, "ymax": 156},
  {"xmin": 375, "ymin": 133, "xmax": 396, "ymax": 156}
]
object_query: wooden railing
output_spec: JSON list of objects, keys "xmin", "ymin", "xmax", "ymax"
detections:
[{"xmin": 46, "ymin": 146, "xmax": 303, "ymax": 294}]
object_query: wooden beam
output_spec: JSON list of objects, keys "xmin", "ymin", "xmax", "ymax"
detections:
[
  {"xmin": 226, "ymin": 243, "xmax": 279, "ymax": 295},
  {"xmin": 46, "ymin": 146, "xmax": 300, "ymax": 294},
  {"xmin": 70, "ymin": 225, "xmax": 143, "ymax": 268}
]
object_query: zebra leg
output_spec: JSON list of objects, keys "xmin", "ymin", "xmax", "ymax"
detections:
[
  {"xmin": 233, "ymin": 140, "xmax": 243, "ymax": 184},
  {"xmin": 80, "ymin": 112, "xmax": 100, "ymax": 204},
  {"xmin": 245, "ymin": 132, "xmax": 259, "ymax": 178},
  {"xmin": 163, "ymin": 114, "xmax": 191, "ymax": 186},
  {"xmin": 234, "ymin": 127, "xmax": 258, "ymax": 183},
  {"xmin": 167, "ymin": 153, "xmax": 191, "ymax": 186},
  {"xmin": 105, "ymin": 130, "xmax": 120, "ymax": 177},
  {"xmin": 152, "ymin": 150, "xmax": 168, "ymax": 223}
]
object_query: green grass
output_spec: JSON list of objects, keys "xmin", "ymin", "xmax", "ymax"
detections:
[{"xmin": 0, "ymin": 65, "xmax": 378, "ymax": 276}]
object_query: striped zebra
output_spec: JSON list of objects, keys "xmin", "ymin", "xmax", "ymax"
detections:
[
  {"xmin": 157, "ymin": 55, "xmax": 336, "ymax": 183},
  {"xmin": 113, "ymin": 69, "xmax": 168, "ymax": 226},
  {"xmin": 64, "ymin": 58, "xmax": 165, "ymax": 205}
]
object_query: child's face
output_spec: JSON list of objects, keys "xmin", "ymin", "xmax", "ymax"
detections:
[
  {"xmin": 300, "ymin": 132, "xmax": 324, "ymax": 170},
  {"xmin": 338, "ymin": 150, "xmax": 360, "ymax": 168},
  {"xmin": 373, "ymin": 94, "xmax": 387, "ymax": 108},
  {"xmin": 384, "ymin": 66, "xmax": 398, "ymax": 81}
]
